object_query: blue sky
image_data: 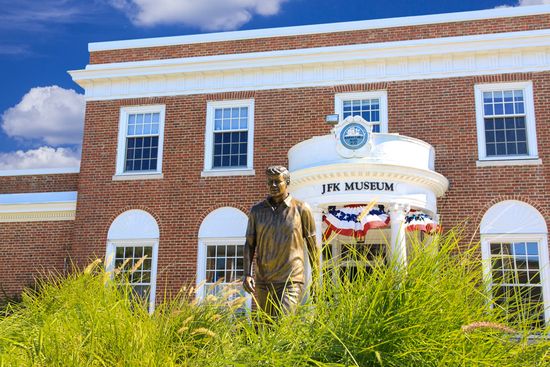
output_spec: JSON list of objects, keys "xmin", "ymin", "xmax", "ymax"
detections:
[{"xmin": 0, "ymin": 0, "xmax": 544, "ymax": 171}]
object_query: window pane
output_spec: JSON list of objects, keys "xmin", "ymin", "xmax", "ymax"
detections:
[{"xmin": 526, "ymin": 242, "xmax": 538, "ymax": 255}]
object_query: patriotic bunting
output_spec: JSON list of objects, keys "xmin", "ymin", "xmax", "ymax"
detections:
[
  {"xmin": 405, "ymin": 210, "xmax": 441, "ymax": 234},
  {"xmin": 323, "ymin": 205, "xmax": 390, "ymax": 239},
  {"xmin": 322, "ymin": 205, "xmax": 441, "ymax": 239}
]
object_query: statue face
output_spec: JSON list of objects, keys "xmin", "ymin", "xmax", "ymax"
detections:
[{"xmin": 267, "ymin": 173, "xmax": 288, "ymax": 201}]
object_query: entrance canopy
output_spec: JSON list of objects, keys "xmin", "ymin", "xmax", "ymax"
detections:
[
  {"xmin": 288, "ymin": 116, "xmax": 449, "ymax": 266},
  {"xmin": 288, "ymin": 116, "xmax": 448, "ymax": 215}
]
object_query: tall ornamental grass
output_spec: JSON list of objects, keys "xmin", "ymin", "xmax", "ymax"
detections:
[{"xmin": 1, "ymin": 231, "xmax": 549, "ymax": 366}]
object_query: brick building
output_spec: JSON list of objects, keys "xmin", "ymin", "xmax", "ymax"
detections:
[{"xmin": 1, "ymin": 6, "xmax": 549, "ymax": 322}]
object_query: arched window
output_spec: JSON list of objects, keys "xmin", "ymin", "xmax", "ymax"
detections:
[
  {"xmin": 106, "ymin": 209, "xmax": 159, "ymax": 312},
  {"xmin": 481, "ymin": 200, "xmax": 550, "ymax": 327},
  {"xmin": 197, "ymin": 207, "xmax": 249, "ymax": 306}
]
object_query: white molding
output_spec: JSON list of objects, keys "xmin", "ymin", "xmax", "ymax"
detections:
[
  {"xmin": 112, "ymin": 173, "xmax": 164, "ymax": 181},
  {"xmin": 476, "ymin": 158, "xmax": 542, "ymax": 167},
  {"xmin": 108, "ymin": 209, "xmax": 160, "ymax": 240},
  {"xmin": 334, "ymin": 91, "xmax": 388, "ymax": 133},
  {"xmin": 290, "ymin": 162, "xmax": 449, "ymax": 197},
  {"xmin": 0, "ymin": 167, "xmax": 79, "ymax": 177},
  {"xmin": 203, "ymin": 99, "xmax": 254, "ymax": 174},
  {"xmin": 70, "ymin": 30, "xmax": 550, "ymax": 101},
  {"xmin": 0, "ymin": 191, "xmax": 78, "ymax": 222},
  {"xmin": 116, "ymin": 105, "xmax": 166, "ymax": 176},
  {"xmin": 0, "ymin": 210, "xmax": 76, "ymax": 222},
  {"xmin": 88, "ymin": 5, "xmax": 550, "ymax": 51},
  {"xmin": 200, "ymin": 169, "xmax": 255, "ymax": 177},
  {"xmin": 474, "ymin": 81, "xmax": 538, "ymax": 161}
]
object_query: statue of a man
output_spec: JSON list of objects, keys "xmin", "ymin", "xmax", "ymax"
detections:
[{"xmin": 243, "ymin": 165, "xmax": 320, "ymax": 316}]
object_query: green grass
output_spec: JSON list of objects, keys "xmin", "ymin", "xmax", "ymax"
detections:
[{"xmin": 1, "ymin": 232, "xmax": 549, "ymax": 366}]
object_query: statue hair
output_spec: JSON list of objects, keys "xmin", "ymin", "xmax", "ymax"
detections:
[{"xmin": 266, "ymin": 165, "xmax": 290, "ymax": 184}]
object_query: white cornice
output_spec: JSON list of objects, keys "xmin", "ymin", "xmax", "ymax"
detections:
[
  {"xmin": 88, "ymin": 5, "xmax": 550, "ymax": 51},
  {"xmin": 0, "ymin": 191, "xmax": 77, "ymax": 222},
  {"xmin": 70, "ymin": 30, "xmax": 550, "ymax": 101},
  {"xmin": 0, "ymin": 210, "xmax": 76, "ymax": 222},
  {"xmin": 291, "ymin": 163, "xmax": 449, "ymax": 197}
]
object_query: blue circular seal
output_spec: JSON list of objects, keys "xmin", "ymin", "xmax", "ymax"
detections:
[{"xmin": 340, "ymin": 123, "xmax": 368, "ymax": 150}]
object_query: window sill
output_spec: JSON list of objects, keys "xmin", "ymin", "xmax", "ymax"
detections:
[
  {"xmin": 201, "ymin": 169, "xmax": 255, "ymax": 177},
  {"xmin": 112, "ymin": 173, "xmax": 164, "ymax": 181},
  {"xmin": 476, "ymin": 158, "xmax": 542, "ymax": 167}
]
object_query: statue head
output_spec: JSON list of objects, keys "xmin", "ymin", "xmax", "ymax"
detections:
[{"xmin": 266, "ymin": 165, "xmax": 290, "ymax": 202}]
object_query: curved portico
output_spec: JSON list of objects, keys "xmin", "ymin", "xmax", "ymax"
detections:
[{"xmin": 288, "ymin": 116, "xmax": 449, "ymax": 266}]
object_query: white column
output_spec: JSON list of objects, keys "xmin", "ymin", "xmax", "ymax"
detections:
[
  {"xmin": 312, "ymin": 206, "xmax": 324, "ymax": 258},
  {"xmin": 305, "ymin": 204, "xmax": 324, "ymax": 284},
  {"xmin": 389, "ymin": 203, "xmax": 410, "ymax": 267}
]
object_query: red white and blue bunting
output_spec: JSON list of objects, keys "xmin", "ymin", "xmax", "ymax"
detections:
[
  {"xmin": 404, "ymin": 210, "xmax": 441, "ymax": 234},
  {"xmin": 323, "ymin": 206, "xmax": 441, "ymax": 239},
  {"xmin": 323, "ymin": 205, "xmax": 390, "ymax": 239}
]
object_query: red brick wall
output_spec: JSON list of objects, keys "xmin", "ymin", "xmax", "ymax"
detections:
[
  {"xmin": 90, "ymin": 14, "xmax": 550, "ymax": 64},
  {"xmin": 0, "ymin": 173, "xmax": 79, "ymax": 194},
  {"xmin": 388, "ymin": 73, "xmax": 550, "ymax": 246},
  {"xmin": 0, "ymin": 173, "xmax": 78, "ymax": 301},
  {"xmin": 0, "ymin": 221, "xmax": 73, "ymax": 300},
  {"xmin": 71, "ymin": 71, "xmax": 550, "ymax": 298}
]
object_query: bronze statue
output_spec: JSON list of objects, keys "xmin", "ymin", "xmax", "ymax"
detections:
[{"xmin": 243, "ymin": 165, "xmax": 320, "ymax": 316}]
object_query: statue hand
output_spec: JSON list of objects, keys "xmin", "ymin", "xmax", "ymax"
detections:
[{"xmin": 242, "ymin": 275, "xmax": 255, "ymax": 294}]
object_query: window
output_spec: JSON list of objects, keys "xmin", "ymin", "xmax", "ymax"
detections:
[
  {"xmin": 487, "ymin": 241, "xmax": 545, "ymax": 328},
  {"xmin": 335, "ymin": 92, "xmax": 388, "ymax": 133},
  {"xmin": 203, "ymin": 240, "xmax": 245, "ymax": 299},
  {"xmin": 106, "ymin": 209, "xmax": 160, "ymax": 312},
  {"xmin": 115, "ymin": 105, "xmax": 165, "ymax": 178},
  {"xmin": 203, "ymin": 100, "xmax": 254, "ymax": 177},
  {"xmin": 475, "ymin": 82, "xmax": 538, "ymax": 163},
  {"xmin": 481, "ymin": 200, "xmax": 550, "ymax": 327},
  {"xmin": 112, "ymin": 243, "xmax": 155, "ymax": 301},
  {"xmin": 197, "ymin": 207, "xmax": 251, "ymax": 308}
]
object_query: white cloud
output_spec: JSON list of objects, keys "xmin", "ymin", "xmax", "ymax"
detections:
[
  {"xmin": 0, "ymin": 146, "xmax": 80, "ymax": 170},
  {"xmin": 0, "ymin": 0, "xmax": 88, "ymax": 31},
  {"xmin": 1, "ymin": 86, "xmax": 85, "ymax": 146},
  {"xmin": 0, "ymin": 44, "xmax": 30, "ymax": 56},
  {"xmin": 518, "ymin": 0, "xmax": 550, "ymax": 4},
  {"xmin": 108, "ymin": 0, "xmax": 289, "ymax": 30},
  {"xmin": 497, "ymin": 0, "xmax": 550, "ymax": 7}
]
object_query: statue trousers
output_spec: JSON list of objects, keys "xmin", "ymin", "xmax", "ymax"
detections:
[{"xmin": 256, "ymin": 282, "xmax": 305, "ymax": 317}]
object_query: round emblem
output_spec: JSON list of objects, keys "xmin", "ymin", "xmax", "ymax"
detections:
[{"xmin": 340, "ymin": 123, "xmax": 368, "ymax": 150}]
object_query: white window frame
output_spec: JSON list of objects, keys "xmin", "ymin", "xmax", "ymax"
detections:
[
  {"xmin": 196, "ymin": 237, "xmax": 252, "ymax": 309},
  {"xmin": 481, "ymin": 233, "xmax": 550, "ymax": 326},
  {"xmin": 474, "ymin": 82, "xmax": 539, "ymax": 166},
  {"xmin": 114, "ymin": 105, "xmax": 166, "ymax": 180},
  {"xmin": 105, "ymin": 239, "xmax": 159, "ymax": 313},
  {"xmin": 334, "ymin": 91, "xmax": 388, "ymax": 133},
  {"xmin": 202, "ymin": 99, "xmax": 255, "ymax": 177}
]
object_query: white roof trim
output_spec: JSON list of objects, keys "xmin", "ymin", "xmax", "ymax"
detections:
[
  {"xmin": 88, "ymin": 5, "xmax": 550, "ymax": 52},
  {"xmin": 77, "ymin": 30, "xmax": 550, "ymax": 77},
  {"xmin": 69, "ymin": 29, "xmax": 550, "ymax": 100},
  {"xmin": 0, "ymin": 167, "xmax": 79, "ymax": 177},
  {"xmin": 0, "ymin": 191, "xmax": 78, "ymax": 222}
]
